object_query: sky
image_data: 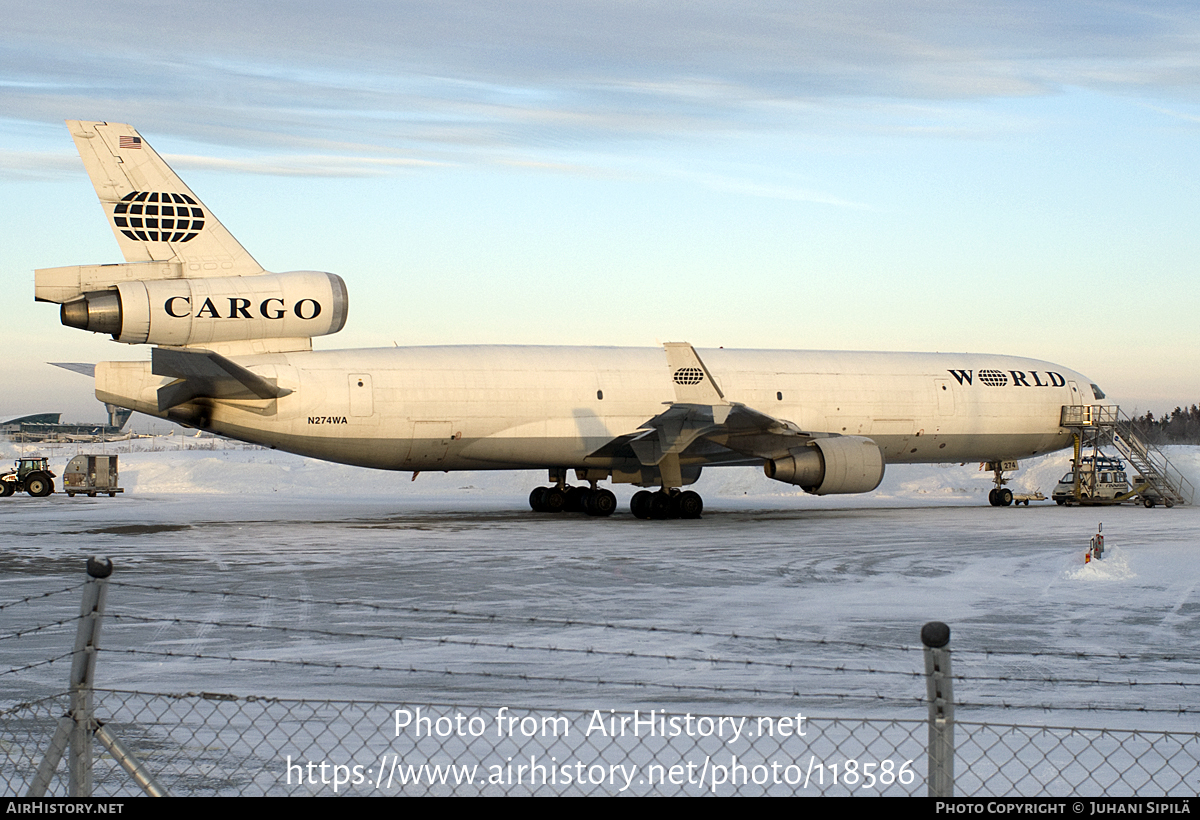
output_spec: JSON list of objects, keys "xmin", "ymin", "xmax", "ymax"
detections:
[{"xmin": 2, "ymin": 0, "xmax": 1199, "ymax": 423}]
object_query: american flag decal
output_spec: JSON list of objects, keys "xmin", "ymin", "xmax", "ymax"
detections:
[{"xmin": 119, "ymin": 136, "xmax": 142, "ymax": 149}]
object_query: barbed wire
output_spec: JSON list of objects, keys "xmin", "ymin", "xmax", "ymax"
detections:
[
  {"xmin": 97, "ymin": 646, "xmax": 925, "ymax": 707},
  {"xmin": 0, "ymin": 583, "xmax": 86, "ymax": 612},
  {"xmin": 0, "ymin": 651, "xmax": 77, "ymax": 678},
  {"xmin": 952, "ymin": 698, "xmax": 1200, "ymax": 716},
  {"xmin": 103, "ymin": 611, "xmax": 926, "ymax": 681},
  {"xmin": 99, "ymin": 611, "xmax": 1200, "ymax": 693},
  {"xmin": 107, "ymin": 581, "xmax": 1200, "ymax": 666},
  {"xmin": 960, "ymin": 647, "xmax": 1200, "ymax": 664},
  {"xmin": 0, "ymin": 615, "xmax": 84, "ymax": 643},
  {"xmin": 0, "ymin": 691, "xmax": 67, "ymax": 718},
  {"xmin": 109, "ymin": 580, "xmax": 919, "ymax": 653}
]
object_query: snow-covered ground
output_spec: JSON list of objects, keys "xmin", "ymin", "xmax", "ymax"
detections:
[{"xmin": 2, "ymin": 439, "xmax": 1199, "ymax": 794}]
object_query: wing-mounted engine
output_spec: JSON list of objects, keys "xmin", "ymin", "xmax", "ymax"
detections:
[
  {"xmin": 765, "ymin": 436, "xmax": 886, "ymax": 495},
  {"xmin": 603, "ymin": 343, "xmax": 886, "ymax": 496}
]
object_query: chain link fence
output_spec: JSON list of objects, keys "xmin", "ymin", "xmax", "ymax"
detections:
[
  {"xmin": 3, "ymin": 692, "xmax": 930, "ymax": 795},
  {"xmin": 5, "ymin": 692, "xmax": 1199, "ymax": 796},
  {"xmin": 2, "ymin": 559, "xmax": 1198, "ymax": 796}
]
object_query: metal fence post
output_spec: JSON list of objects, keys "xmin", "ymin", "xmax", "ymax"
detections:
[
  {"xmin": 922, "ymin": 621, "xmax": 954, "ymax": 798},
  {"xmin": 68, "ymin": 556, "xmax": 112, "ymax": 797},
  {"xmin": 29, "ymin": 557, "xmax": 112, "ymax": 797},
  {"xmin": 28, "ymin": 556, "xmax": 169, "ymax": 797}
]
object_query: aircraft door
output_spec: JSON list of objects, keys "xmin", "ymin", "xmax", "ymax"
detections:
[
  {"xmin": 934, "ymin": 379, "xmax": 955, "ymax": 416},
  {"xmin": 1067, "ymin": 380, "xmax": 1084, "ymax": 405},
  {"xmin": 349, "ymin": 374, "xmax": 374, "ymax": 417}
]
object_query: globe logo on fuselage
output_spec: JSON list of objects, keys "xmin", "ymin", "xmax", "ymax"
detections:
[{"xmin": 113, "ymin": 191, "xmax": 205, "ymax": 243}]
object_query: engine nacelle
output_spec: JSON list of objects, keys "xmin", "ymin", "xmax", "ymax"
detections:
[
  {"xmin": 764, "ymin": 436, "xmax": 885, "ymax": 495},
  {"xmin": 59, "ymin": 270, "xmax": 348, "ymax": 346}
]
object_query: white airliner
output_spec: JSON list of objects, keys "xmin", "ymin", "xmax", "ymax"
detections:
[{"xmin": 36, "ymin": 121, "xmax": 1107, "ymax": 518}]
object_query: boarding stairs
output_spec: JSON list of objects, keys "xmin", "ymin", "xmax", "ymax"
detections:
[{"xmin": 1060, "ymin": 405, "xmax": 1195, "ymax": 507}]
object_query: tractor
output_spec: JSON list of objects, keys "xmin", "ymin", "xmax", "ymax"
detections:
[{"xmin": 0, "ymin": 456, "xmax": 56, "ymax": 497}]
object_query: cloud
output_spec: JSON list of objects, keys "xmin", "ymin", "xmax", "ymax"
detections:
[
  {"xmin": 6, "ymin": 0, "xmax": 1200, "ymax": 162},
  {"xmin": 164, "ymin": 153, "xmax": 447, "ymax": 177},
  {"xmin": 0, "ymin": 150, "xmax": 87, "ymax": 180}
]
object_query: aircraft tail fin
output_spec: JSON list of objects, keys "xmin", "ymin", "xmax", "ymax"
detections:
[{"xmin": 66, "ymin": 120, "xmax": 263, "ymax": 276}]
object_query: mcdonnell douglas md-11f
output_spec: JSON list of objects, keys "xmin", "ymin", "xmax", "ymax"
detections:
[{"xmin": 36, "ymin": 121, "xmax": 1108, "ymax": 519}]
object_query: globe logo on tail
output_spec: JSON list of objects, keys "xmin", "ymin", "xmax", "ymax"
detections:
[{"xmin": 113, "ymin": 191, "xmax": 205, "ymax": 243}]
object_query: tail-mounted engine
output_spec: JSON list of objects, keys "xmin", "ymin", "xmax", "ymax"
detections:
[
  {"xmin": 37, "ymin": 266, "xmax": 347, "ymax": 347},
  {"xmin": 765, "ymin": 436, "xmax": 885, "ymax": 495}
]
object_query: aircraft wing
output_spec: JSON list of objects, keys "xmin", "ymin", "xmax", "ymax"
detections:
[
  {"xmin": 152, "ymin": 347, "xmax": 291, "ymax": 411},
  {"xmin": 590, "ymin": 343, "xmax": 812, "ymax": 468}
]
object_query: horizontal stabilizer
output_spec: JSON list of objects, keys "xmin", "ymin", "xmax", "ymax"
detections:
[
  {"xmin": 50, "ymin": 362, "xmax": 97, "ymax": 377},
  {"xmin": 152, "ymin": 347, "xmax": 291, "ymax": 411}
]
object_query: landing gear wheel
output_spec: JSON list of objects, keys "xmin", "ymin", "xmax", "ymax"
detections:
[
  {"xmin": 564, "ymin": 486, "xmax": 589, "ymax": 512},
  {"xmin": 649, "ymin": 492, "xmax": 674, "ymax": 520},
  {"xmin": 630, "ymin": 490, "xmax": 653, "ymax": 519},
  {"xmin": 998, "ymin": 488, "xmax": 1013, "ymax": 507},
  {"xmin": 988, "ymin": 489, "xmax": 999, "ymax": 506},
  {"xmin": 529, "ymin": 487, "xmax": 548, "ymax": 512},
  {"xmin": 676, "ymin": 491, "xmax": 703, "ymax": 519},
  {"xmin": 543, "ymin": 487, "xmax": 567, "ymax": 513},
  {"xmin": 585, "ymin": 489, "xmax": 617, "ymax": 517},
  {"xmin": 25, "ymin": 473, "xmax": 53, "ymax": 498}
]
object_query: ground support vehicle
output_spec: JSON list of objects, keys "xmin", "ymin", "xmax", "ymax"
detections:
[
  {"xmin": 63, "ymin": 454, "xmax": 123, "ymax": 497},
  {"xmin": 1134, "ymin": 475, "xmax": 1174, "ymax": 508},
  {"xmin": 1052, "ymin": 455, "xmax": 1131, "ymax": 506},
  {"xmin": 0, "ymin": 457, "xmax": 56, "ymax": 498}
]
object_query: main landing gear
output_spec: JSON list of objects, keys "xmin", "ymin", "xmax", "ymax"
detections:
[
  {"xmin": 629, "ymin": 489, "xmax": 703, "ymax": 520},
  {"xmin": 527, "ymin": 484, "xmax": 705, "ymax": 519},
  {"xmin": 529, "ymin": 466, "xmax": 704, "ymax": 519},
  {"xmin": 529, "ymin": 485, "xmax": 618, "ymax": 517}
]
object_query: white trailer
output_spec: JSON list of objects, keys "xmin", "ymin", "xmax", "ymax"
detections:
[{"xmin": 63, "ymin": 454, "xmax": 123, "ymax": 497}]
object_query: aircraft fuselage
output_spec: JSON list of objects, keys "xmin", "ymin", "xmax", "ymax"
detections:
[{"xmin": 96, "ymin": 345, "xmax": 1091, "ymax": 477}]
